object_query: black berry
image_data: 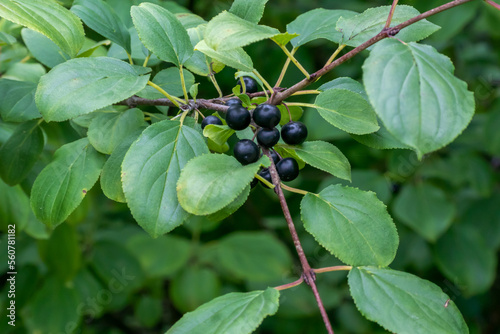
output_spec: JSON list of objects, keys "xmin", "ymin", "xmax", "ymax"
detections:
[
  {"xmin": 226, "ymin": 105, "xmax": 251, "ymax": 130},
  {"xmin": 201, "ymin": 115, "xmax": 222, "ymax": 129},
  {"xmin": 258, "ymin": 168, "xmax": 273, "ymax": 188},
  {"xmin": 276, "ymin": 157, "xmax": 299, "ymax": 182},
  {"xmin": 269, "ymin": 150, "xmax": 280, "ymax": 165},
  {"xmin": 257, "ymin": 128, "xmax": 280, "ymax": 148},
  {"xmin": 225, "ymin": 98, "xmax": 242, "ymax": 107},
  {"xmin": 234, "ymin": 139, "xmax": 260, "ymax": 165},
  {"xmin": 241, "ymin": 76, "xmax": 258, "ymax": 94},
  {"xmin": 253, "ymin": 104, "xmax": 281, "ymax": 128},
  {"xmin": 281, "ymin": 121, "xmax": 308, "ymax": 145}
]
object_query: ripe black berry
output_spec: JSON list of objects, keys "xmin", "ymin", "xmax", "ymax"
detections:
[
  {"xmin": 269, "ymin": 150, "xmax": 280, "ymax": 165},
  {"xmin": 276, "ymin": 157, "xmax": 299, "ymax": 182},
  {"xmin": 253, "ymin": 104, "xmax": 281, "ymax": 128},
  {"xmin": 281, "ymin": 121, "xmax": 308, "ymax": 145},
  {"xmin": 258, "ymin": 168, "xmax": 273, "ymax": 188},
  {"xmin": 234, "ymin": 139, "xmax": 260, "ymax": 165},
  {"xmin": 257, "ymin": 128, "xmax": 280, "ymax": 148},
  {"xmin": 225, "ymin": 98, "xmax": 242, "ymax": 107},
  {"xmin": 241, "ymin": 76, "xmax": 258, "ymax": 94},
  {"xmin": 226, "ymin": 105, "xmax": 251, "ymax": 130},
  {"xmin": 201, "ymin": 115, "xmax": 222, "ymax": 129}
]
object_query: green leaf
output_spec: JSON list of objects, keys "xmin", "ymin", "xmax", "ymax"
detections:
[
  {"xmin": 131, "ymin": 3, "xmax": 193, "ymax": 66},
  {"xmin": 195, "ymin": 40, "xmax": 253, "ymax": 71},
  {"xmin": 21, "ymin": 28, "xmax": 70, "ymax": 68},
  {"xmin": 287, "ymin": 8, "xmax": 357, "ymax": 48},
  {"xmin": 229, "ymin": 0, "xmax": 268, "ymax": 24},
  {"xmin": 273, "ymin": 144, "xmax": 306, "ymax": 169},
  {"xmin": 460, "ymin": 194, "xmax": 500, "ymax": 249},
  {"xmin": 337, "ymin": 5, "xmax": 440, "ymax": 48},
  {"xmin": 30, "ymin": 138, "xmax": 106, "ymax": 228},
  {"xmin": 166, "ymin": 288, "xmax": 280, "ymax": 334},
  {"xmin": 393, "ymin": 182, "xmax": 455, "ymax": 242},
  {"xmin": 206, "ymin": 186, "xmax": 250, "ymax": 222},
  {"xmin": 217, "ymin": 231, "xmax": 293, "ymax": 282},
  {"xmin": 21, "ymin": 276, "xmax": 81, "ymax": 333},
  {"xmin": 204, "ymin": 11, "xmax": 279, "ymax": 51},
  {"xmin": 35, "ymin": 57, "xmax": 150, "ymax": 122},
  {"xmin": 313, "ymin": 88, "xmax": 379, "ymax": 135},
  {"xmin": 100, "ymin": 128, "xmax": 143, "ymax": 203},
  {"xmin": 3, "ymin": 62, "xmax": 46, "ymax": 83},
  {"xmin": 0, "ymin": 120, "xmax": 44, "ymax": 185},
  {"xmin": 0, "ymin": 179, "xmax": 30, "ymax": 232},
  {"xmin": 38, "ymin": 224, "xmax": 81, "ymax": 282},
  {"xmin": 184, "ymin": 25, "xmax": 213, "ymax": 76},
  {"xmin": 301, "ymin": 184, "xmax": 398, "ymax": 266},
  {"xmin": 126, "ymin": 233, "xmax": 191, "ymax": 278},
  {"xmin": 277, "ymin": 104, "xmax": 302, "ymax": 124},
  {"xmin": 135, "ymin": 296, "xmax": 162, "ymax": 328},
  {"xmin": 176, "ymin": 13, "xmax": 206, "ymax": 29},
  {"xmin": 88, "ymin": 108, "xmax": 146, "ymax": 154},
  {"xmin": 434, "ymin": 225, "xmax": 496, "ymax": 296},
  {"xmin": 71, "ymin": 0, "xmax": 131, "ymax": 53},
  {"xmin": 170, "ymin": 266, "xmax": 222, "ymax": 313},
  {"xmin": 351, "ymin": 121, "xmax": 411, "ymax": 150},
  {"xmin": 318, "ymin": 77, "xmax": 367, "ymax": 100},
  {"xmin": 177, "ymin": 154, "xmax": 270, "ymax": 215},
  {"xmin": 0, "ymin": 0, "xmax": 85, "ymax": 58},
  {"xmin": 348, "ymin": 266, "xmax": 469, "ymax": 334},
  {"xmin": 202, "ymin": 124, "xmax": 235, "ymax": 147},
  {"xmin": 293, "ymin": 141, "xmax": 351, "ymax": 181},
  {"xmin": 363, "ymin": 39, "xmax": 474, "ymax": 158},
  {"xmin": 122, "ymin": 120, "xmax": 209, "ymax": 237},
  {"xmin": 137, "ymin": 67, "xmax": 195, "ymax": 99},
  {"xmin": 271, "ymin": 32, "xmax": 299, "ymax": 46},
  {"xmin": 0, "ymin": 31, "xmax": 16, "ymax": 45}
]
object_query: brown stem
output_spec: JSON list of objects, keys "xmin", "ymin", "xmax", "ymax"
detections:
[
  {"xmin": 274, "ymin": 277, "xmax": 304, "ymax": 291},
  {"xmin": 270, "ymin": 0, "xmax": 476, "ymax": 105},
  {"xmin": 485, "ymin": 0, "xmax": 500, "ymax": 10},
  {"xmin": 384, "ymin": 0, "xmax": 400, "ymax": 29},
  {"xmin": 263, "ymin": 148, "xmax": 334, "ymax": 334}
]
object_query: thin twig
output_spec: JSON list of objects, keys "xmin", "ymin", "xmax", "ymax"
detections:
[
  {"xmin": 385, "ymin": 0, "xmax": 399, "ymax": 29},
  {"xmin": 485, "ymin": 0, "xmax": 500, "ymax": 10},
  {"xmin": 313, "ymin": 266, "xmax": 353, "ymax": 274},
  {"xmin": 274, "ymin": 277, "xmax": 304, "ymax": 291}
]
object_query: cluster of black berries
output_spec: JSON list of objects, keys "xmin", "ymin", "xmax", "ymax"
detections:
[{"xmin": 221, "ymin": 78, "xmax": 308, "ymax": 188}]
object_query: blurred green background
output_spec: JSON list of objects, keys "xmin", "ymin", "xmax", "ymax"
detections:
[{"xmin": 1, "ymin": 0, "xmax": 499, "ymax": 333}]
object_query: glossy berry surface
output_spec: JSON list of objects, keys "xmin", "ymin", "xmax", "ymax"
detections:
[
  {"xmin": 225, "ymin": 98, "xmax": 242, "ymax": 107},
  {"xmin": 201, "ymin": 115, "xmax": 222, "ymax": 129},
  {"xmin": 276, "ymin": 157, "xmax": 299, "ymax": 181},
  {"xmin": 269, "ymin": 150, "xmax": 280, "ymax": 165},
  {"xmin": 253, "ymin": 104, "xmax": 281, "ymax": 128},
  {"xmin": 234, "ymin": 139, "xmax": 260, "ymax": 165},
  {"xmin": 242, "ymin": 76, "xmax": 258, "ymax": 94},
  {"xmin": 281, "ymin": 121, "xmax": 308, "ymax": 145},
  {"xmin": 258, "ymin": 168, "xmax": 273, "ymax": 188},
  {"xmin": 257, "ymin": 128, "xmax": 280, "ymax": 148},
  {"xmin": 226, "ymin": 105, "xmax": 251, "ymax": 130}
]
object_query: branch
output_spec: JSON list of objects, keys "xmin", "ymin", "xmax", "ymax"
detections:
[
  {"xmin": 271, "ymin": 0, "xmax": 476, "ymax": 104},
  {"xmin": 384, "ymin": 0, "xmax": 399, "ymax": 29},
  {"xmin": 485, "ymin": 0, "xmax": 500, "ymax": 10},
  {"xmin": 262, "ymin": 148, "xmax": 334, "ymax": 334}
]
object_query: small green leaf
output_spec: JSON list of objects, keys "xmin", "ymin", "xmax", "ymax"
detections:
[
  {"xmin": 35, "ymin": 57, "xmax": 150, "ymax": 122},
  {"xmin": 21, "ymin": 28, "xmax": 70, "ymax": 68},
  {"xmin": 122, "ymin": 120, "xmax": 209, "ymax": 237},
  {"xmin": 195, "ymin": 40, "xmax": 253, "ymax": 71},
  {"xmin": 277, "ymin": 104, "xmax": 302, "ymax": 124},
  {"xmin": 337, "ymin": 5, "xmax": 440, "ymax": 48},
  {"xmin": 434, "ymin": 225, "xmax": 496, "ymax": 296},
  {"xmin": 217, "ymin": 231, "xmax": 293, "ymax": 282},
  {"xmin": 0, "ymin": 0, "xmax": 85, "ymax": 58},
  {"xmin": 204, "ymin": 11, "xmax": 280, "ymax": 51},
  {"xmin": 301, "ymin": 184, "xmax": 398, "ymax": 266},
  {"xmin": 0, "ymin": 120, "xmax": 44, "ymax": 185},
  {"xmin": 293, "ymin": 141, "xmax": 351, "ymax": 181},
  {"xmin": 126, "ymin": 233, "xmax": 191, "ymax": 278},
  {"xmin": 21, "ymin": 276, "xmax": 81, "ymax": 333},
  {"xmin": 100, "ymin": 128, "xmax": 144, "ymax": 203},
  {"xmin": 202, "ymin": 124, "xmax": 235, "ymax": 147},
  {"xmin": 363, "ymin": 40, "xmax": 474, "ymax": 158},
  {"xmin": 166, "ymin": 288, "xmax": 280, "ymax": 334},
  {"xmin": 3, "ymin": 62, "xmax": 46, "ymax": 83},
  {"xmin": 184, "ymin": 25, "xmax": 213, "ymax": 76},
  {"xmin": 206, "ymin": 186, "xmax": 250, "ymax": 222},
  {"xmin": 229, "ymin": 0, "xmax": 269, "ymax": 24},
  {"xmin": 318, "ymin": 77, "xmax": 367, "ymax": 100},
  {"xmin": 393, "ymin": 182, "xmax": 455, "ymax": 242},
  {"xmin": 314, "ymin": 88, "xmax": 379, "ymax": 135},
  {"xmin": 30, "ymin": 138, "xmax": 106, "ymax": 228},
  {"xmin": 137, "ymin": 67, "xmax": 195, "ymax": 99},
  {"xmin": 189, "ymin": 83, "xmax": 199, "ymax": 100},
  {"xmin": 271, "ymin": 32, "xmax": 299, "ymax": 46},
  {"xmin": 71, "ymin": 0, "xmax": 131, "ymax": 53},
  {"xmin": 348, "ymin": 266, "xmax": 469, "ymax": 334},
  {"xmin": 170, "ymin": 266, "xmax": 221, "ymax": 313},
  {"xmin": 0, "ymin": 31, "xmax": 16, "ymax": 45},
  {"xmin": 176, "ymin": 13, "xmax": 206, "ymax": 29},
  {"xmin": 88, "ymin": 108, "xmax": 146, "ymax": 154},
  {"xmin": 0, "ymin": 179, "xmax": 30, "ymax": 232},
  {"xmin": 131, "ymin": 3, "xmax": 193, "ymax": 66},
  {"xmin": 287, "ymin": 8, "xmax": 357, "ymax": 47},
  {"xmin": 351, "ymin": 121, "xmax": 411, "ymax": 150},
  {"xmin": 177, "ymin": 154, "xmax": 270, "ymax": 215}
]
